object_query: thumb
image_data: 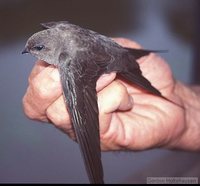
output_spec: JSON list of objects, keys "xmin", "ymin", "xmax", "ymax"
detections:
[{"xmin": 96, "ymin": 72, "xmax": 116, "ymax": 92}]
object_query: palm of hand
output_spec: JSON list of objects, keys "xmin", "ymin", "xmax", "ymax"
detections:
[{"xmin": 99, "ymin": 40, "xmax": 185, "ymax": 151}]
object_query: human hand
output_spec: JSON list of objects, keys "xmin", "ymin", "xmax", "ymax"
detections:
[{"xmin": 23, "ymin": 38, "xmax": 186, "ymax": 151}]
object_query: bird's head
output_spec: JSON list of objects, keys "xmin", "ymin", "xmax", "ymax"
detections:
[{"xmin": 22, "ymin": 28, "xmax": 62, "ymax": 66}]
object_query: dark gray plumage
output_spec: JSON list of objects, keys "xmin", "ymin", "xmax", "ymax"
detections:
[{"xmin": 22, "ymin": 21, "xmax": 166, "ymax": 184}]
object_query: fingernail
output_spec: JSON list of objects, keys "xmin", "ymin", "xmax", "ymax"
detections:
[{"xmin": 101, "ymin": 73, "xmax": 110, "ymax": 78}]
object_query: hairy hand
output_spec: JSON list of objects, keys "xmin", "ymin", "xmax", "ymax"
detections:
[{"xmin": 23, "ymin": 38, "xmax": 185, "ymax": 151}]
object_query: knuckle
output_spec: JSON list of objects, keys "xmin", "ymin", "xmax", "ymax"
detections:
[
  {"xmin": 22, "ymin": 95, "xmax": 31, "ymax": 117},
  {"xmin": 22, "ymin": 99, "xmax": 38, "ymax": 120},
  {"xmin": 30, "ymin": 72, "xmax": 60, "ymax": 100},
  {"xmin": 30, "ymin": 77, "xmax": 49, "ymax": 99},
  {"xmin": 22, "ymin": 94, "xmax": 45, "ymax": 121},
  {"xmin": 37, "ymin": 88, "xmax": 49, "ymax": 100},
  {"xmin": 28, "ymin": 76, "xmax": 32, "ymax": 84},
  {"xmin": 46, "ymin": 107, "xmax": 70, "ymax": 129}
]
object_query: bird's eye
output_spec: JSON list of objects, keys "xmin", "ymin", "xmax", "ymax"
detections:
[{"xmin": 34, "ymin": 45, "xmax": 45, "ymax": 51}]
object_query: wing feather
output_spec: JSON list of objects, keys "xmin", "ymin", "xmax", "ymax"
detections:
[{"xmin": 58, "ymin": 64, "xmax": 104, "ymax": 184}]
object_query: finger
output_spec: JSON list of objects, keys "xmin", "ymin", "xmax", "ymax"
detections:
[
  {"xmin": 46, "ymin": 96, "xmax": 76, "ymax": 140},
  {"xmin": 98, "ymin": 80, "xmax": 133, "ymax": 112},
  {"xmin": 22, "ymin": 88, "xmax": 50, "ymax": 122},
  {"xmin": 96, "ymin": 72, "xmax": 116, "ymax": 92},
  {"xmin": 98, "ymin": 81, "xmax": 133, "ymax": 134},
  {"xmin": 46, "ymin": 96, "xmax": 71, "ymax": 129},
  {"xmin": 23, "ymin": 67, "xmax": 62, "ymax": 119},
  {"xmin": 29, "ymin": 60, "xmax": 49, "ymax": 82}
]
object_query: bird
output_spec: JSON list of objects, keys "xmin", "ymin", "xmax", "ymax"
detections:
[{"xmin": 22, "ymin": 21, "xmax": 169, "ymax": 184}]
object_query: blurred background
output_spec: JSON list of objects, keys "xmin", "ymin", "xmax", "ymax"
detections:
[{"xmin": 0, "ymin": 0, "xmax": 200, "ymax": 183}]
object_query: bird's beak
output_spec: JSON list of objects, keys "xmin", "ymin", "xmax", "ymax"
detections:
[{"xmin": 22, "ymin": 47, "xmax": 29, "ymax": 54}]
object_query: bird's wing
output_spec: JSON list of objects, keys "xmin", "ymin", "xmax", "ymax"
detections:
[
  {"xmin": 119, "ymin": 69, "xmax": 162, "ymax": 96},
  {"xmin": 109, "ymin": 51, "xmax": 162, "ymax": 97},
  {"xmin": 117, "ymin": 52, "xmax": 183, "ymax": 107},
  {"xmin": 123, "ymin": 47, "xmax": 168, "ymax": 59},
  {"xmin": 58, "ymin": 58, "xmax": 104, "ymax": 184}
]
